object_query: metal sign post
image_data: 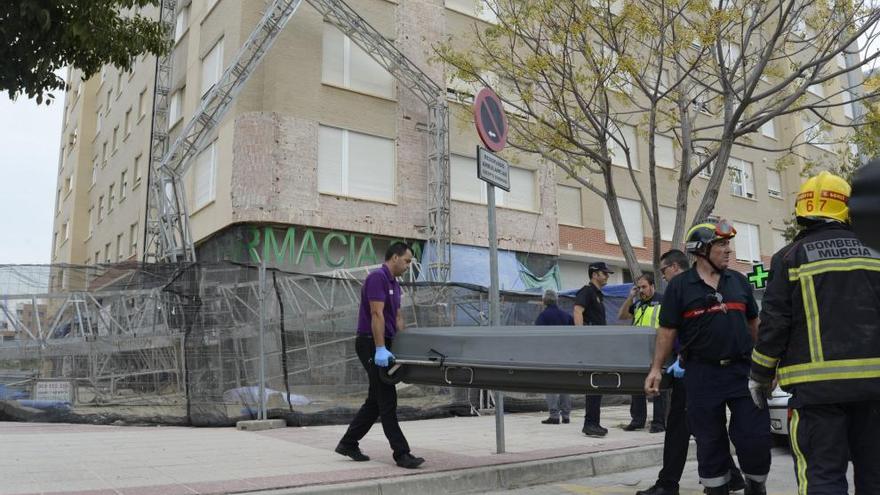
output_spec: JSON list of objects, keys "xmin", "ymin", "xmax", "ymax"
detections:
[{"xmin": 473, "ymin": 87, "xmax": 510, "ymax": 455}]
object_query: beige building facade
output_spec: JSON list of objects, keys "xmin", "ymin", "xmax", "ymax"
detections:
[{"xmin": 51, "ymin": 0, "xmax": 861, "ymax": 291}]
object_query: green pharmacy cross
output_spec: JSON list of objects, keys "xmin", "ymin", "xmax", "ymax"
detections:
[{"xmin": 748, "ymin": 264, "xmax": 771, "ymax": 289}]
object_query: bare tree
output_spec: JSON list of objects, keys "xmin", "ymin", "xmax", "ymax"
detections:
[{"xmin": 436, "ymin": 0, "xmax": 880, "ymax": 278}]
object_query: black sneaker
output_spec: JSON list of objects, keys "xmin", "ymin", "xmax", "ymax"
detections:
[
  {"xmin": 541, "ymin": 417, "xmax": 560, "ymax": 424},
  {"xmin": 562, "ymin": 417, "xmax": 571, "ymax": 424},
  {"xmin": 622, "ymin": 422, "xmax": 645, "ymax": 431},
  {"xmin": 582, "ymin": 424, "xmax": 608, "ymax": 437},
  {"xmin": 636, "ymin": 483, "xmax": 680, "ymax": 495},
  {"xmin": 335, "ymin": 444, "xmax": 370, "ymax": 462},
  {"xmin": 395, "ymin": 452, "xmax": 425, "ymax": 469}
]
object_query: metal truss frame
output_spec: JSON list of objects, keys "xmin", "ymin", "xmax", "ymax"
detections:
[{"xmin": 142, "ymin": 0, "xmax": 451, "ymax": 282}]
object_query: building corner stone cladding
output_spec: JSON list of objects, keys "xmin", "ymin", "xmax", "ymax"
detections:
[{"xmin": 227, "ymin": 0, "xmax": 558, "ymax": 257}]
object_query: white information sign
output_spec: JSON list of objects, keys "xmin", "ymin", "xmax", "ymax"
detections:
[
  {"xmin": 477, "ymin": 146, "xmax": 511, "ymax": 192},
  {"xmin": 34, "ymin": 380, "xmax": 73, "ymax": 402}
]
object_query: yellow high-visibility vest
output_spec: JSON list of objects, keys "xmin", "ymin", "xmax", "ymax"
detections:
[{"xmin": 633, "ymin": 301, "xmax": 661, "ymax": 328}]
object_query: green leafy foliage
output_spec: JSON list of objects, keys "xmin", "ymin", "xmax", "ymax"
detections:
[{"xmin": 0, "ymin": 0, "xmax": 169, "ymax": 104}]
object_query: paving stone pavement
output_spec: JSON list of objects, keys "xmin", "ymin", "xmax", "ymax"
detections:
[{"xmin": 1, "ymin": 405, "xmax": 670, "ymax": 495}]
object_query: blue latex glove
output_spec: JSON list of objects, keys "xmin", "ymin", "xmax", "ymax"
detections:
[
  {"xmin": 667, "ymin": 360, "xmax": 685, "ymax": 378},
  {"xmin": 374, "ymin": 346, "xmax": 394, "ymax": 367}
]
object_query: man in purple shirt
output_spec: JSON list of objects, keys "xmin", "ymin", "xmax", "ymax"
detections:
[{"xmin": 335, "ymin": 242, "xmax": 425, "ymax": 469}]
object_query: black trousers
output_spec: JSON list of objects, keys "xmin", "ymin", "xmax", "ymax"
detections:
[
  {"xmin": 685, "ymin": 361, "xmax": 771, "ymax": 487},
  {"xmin": 790, "ymin": 400, "xmax": 880, "ymax": 494},
  {"xmin": 656, "ymin": 377, "xmax": 744, "ymax": 490},
  {"xmin": 630, "ymin": 390, "xmax": 668, "ymax": 427},
  {"xmin": 338, "ymin": 336, "xmax": 410, "ymax": 458},
  {"xmin": 584, "ymin": 394, "xmax": 602, "ymax": 426}
]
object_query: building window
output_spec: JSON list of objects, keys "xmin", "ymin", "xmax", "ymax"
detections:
[
  {"xmin": 603, "ymin": 197, "xmax": 644, "ymax": 247},
  {"xmin": 322, "ymin": 23, "xmax": 395, "ymax": 99},
  {"xmin": 88, "ymin": 206, "xmax": 95, "ymax": 236},
  {"xmin": 120, "ymin": 170, "xmax": 128, "ymax": 201},
  {"xmin": 92, "ymin": 160, "xmax": 99, "ymax": 185},
  {"xmin": 761, "ymin": 118, "xmax": 776, "ymax": 139},
  {"xmin": 138, "ymin": 88, "xmax": 148, "ymax": 118},
  {"xmin": 116, "ymin": 71, "xmax": 123, "ymax": 96},
  {"xmin": 98, "ymin": 195, "xmax": 105, "ymax": 220},
  {"xmin": 449, "ymin": 155, "xmax": 537, "ymax": 210},
  {"xmin": 844, "ymin": 92, "xmax": 855, "ymax": 120},
  {"xmin": 506, "ymin": 166, "xmax": 537, "ymax": 211},
  {"xmin": 96, "ymin": 106, "xmax": 103, "ymax": 134},
  {"xmin": 807, "ymin": 82, "xmax": 824, "ymax": 98},
  {"xmin": 445, "ymin": 0, "xmax": 498, "ymax": 23},
  {"xmin": 130, "ymin": 223, "xmax": 139, "ymax": 257},
  {"xmin": 116, "ymin": 233, "xmax": 124, "ymax": 261},
  {"xmin": 655, "ymin": 135, "xmax": 675, "ymax": 169},
  {"xmin": 174, "ymin": 5, "xmax": 189, "ymax": 43},
  {"xmin": 62, "ymin": 221, "xmax": 69, "ymax": 241},
  {"xmin": 134, "ymin": 154, "xmax": 143, "ymax": 182},
  {"xmin": 733, "ymin": 221, "xmax": 761, "ymax": 263},
  {"xmin": 201, "ymin": 38, "xmax": 224, "ymax": 96},
  {"xmin": 802, "ymin": 115, "xmax": 832, "ymax": 151},
  {"xmin": 64, "ymin": 175, "xmax": 72, "ymax": 195},
  {"xmin": 193, "ymin": 140, "xmax": 217, "ymax": 210},
  {"xmin": 694, "ymin": 148, "xmax": 713, "ymax": 178},
  {"xmin": 104, "ymin": 243, "xmax": 112, "ymax": 263},
  {"xmin": 124, "ymin": 108, "xmax": 132, "ymax": 136},
  {"xmin": 767, "ymin": 168, "xmax": 782, "ymax": 199},
  {"xmin": 112, "ymin": 126, "xmax": 119, "ymax": 152},
  {"xmin": 318, "ymin": 125, "xmax": 395, "ymax": 203},
  {"xmin": 597, "ymin": 43, "xmax": 632, "ymax": 94},
  {"xmin": 608, "ymin": 124, "xmax": 638, "ymax": 169},
  {"xmin": 108, "ymin": 183, "xmax": 115, "ymax": 211},
  {"xmin": 169, "ymin": 89, "xmax": 184, "ymax": 127},
  {"xmin": 556, "ymin": 185, "xmax": 583, "ymax": 226},
  {"xmin": 772, "ymin": 229, "xmax": 787, "ymax": 253},
  {"xmin": 105, "ymin": 89, "xmax": 111, "ymax": 109},
  {"xmin": 659, "ymin": 206, "xmax": 677, "ymax": 242},
  {"xmin": 101, "ymin": 141, "xmax": 108, "ymax": 165},
  {"xmin": 729, "ymin": 157, "xmax": 755, "ymax": 199}
]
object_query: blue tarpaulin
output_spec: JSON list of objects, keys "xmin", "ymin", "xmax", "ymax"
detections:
[{"xmin": 418, "ymin": 243, "xmax": 560, "ymax": 291}]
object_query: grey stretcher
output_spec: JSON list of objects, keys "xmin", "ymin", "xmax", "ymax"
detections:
[{"xmin": 381, "ymin": 325, "xmax": 670, "ymax": 394}]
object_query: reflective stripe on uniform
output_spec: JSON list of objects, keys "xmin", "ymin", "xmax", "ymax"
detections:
[
  {"xmin": 785, "ymin": 258, "xmax": 880, "ymax": 368},
  {"xmin": 751, "ymin": 348, "xmax": 779, "ymax": 369},
  {"xmin": 801, "ymin": 275, "xmax": 823, "ymax": 362},
  {"xmin": 790, "ymin": 409, "xmax": 808, "ymax": 494},
  {"xmin": 777, "ymin": 357, "xmax": 880, "ymax": 386},
  {"xmin": 788, "ymin": 257, "xmax": 880, "ymax": 281}
]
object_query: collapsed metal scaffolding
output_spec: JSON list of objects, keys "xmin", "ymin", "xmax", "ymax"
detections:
[{"xmin": 0, "ymin": 263, "xmax": 567, "ymax": 426}]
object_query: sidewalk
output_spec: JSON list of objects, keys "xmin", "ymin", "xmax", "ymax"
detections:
[{"xmin": 0, "ymin": 405, "xmax": 681, "ymax": 495}]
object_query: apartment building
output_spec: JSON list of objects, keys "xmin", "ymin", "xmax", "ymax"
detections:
[{"xmin": 51, "ymin": 0, "xmax": 862, "ymax": 291}]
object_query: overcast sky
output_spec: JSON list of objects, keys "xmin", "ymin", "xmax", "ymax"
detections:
[{"xmin": 0, "ymin": 86, "xmax": 65, "ymax": 265}]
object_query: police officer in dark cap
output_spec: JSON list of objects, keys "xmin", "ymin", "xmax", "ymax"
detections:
[
  {"xmin": 574, "ymin": 261, "xmax": 613, "ymax": 437},
  {"xmin": 645, "ymin": 220, "xmax": 771, "ymax": 495}
]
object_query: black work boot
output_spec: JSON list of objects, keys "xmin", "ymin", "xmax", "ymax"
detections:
[
  {"xmin": 703, "ymin": 484, "xmax": 729, "ymax": 495},
  {"xmin": 743, "ymin": 479, "xmax": 766, "ymax": 495},
  {"xmin": 728, "ymin": 469, "xmax": 745, "ymax": 491}
]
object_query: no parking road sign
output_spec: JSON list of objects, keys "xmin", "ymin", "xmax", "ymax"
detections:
[{"xmin": 473, "ymin": 88, "xmax": 509, "ymax": 152}]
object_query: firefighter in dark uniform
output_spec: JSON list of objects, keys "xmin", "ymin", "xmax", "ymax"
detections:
[
  {"xmin": 749, "ymin": 171, "xmax": 880, "ymax": 494},
  {"xmin": 645, "ymin": 219, "xmax": 771, "ymax": 495}
]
